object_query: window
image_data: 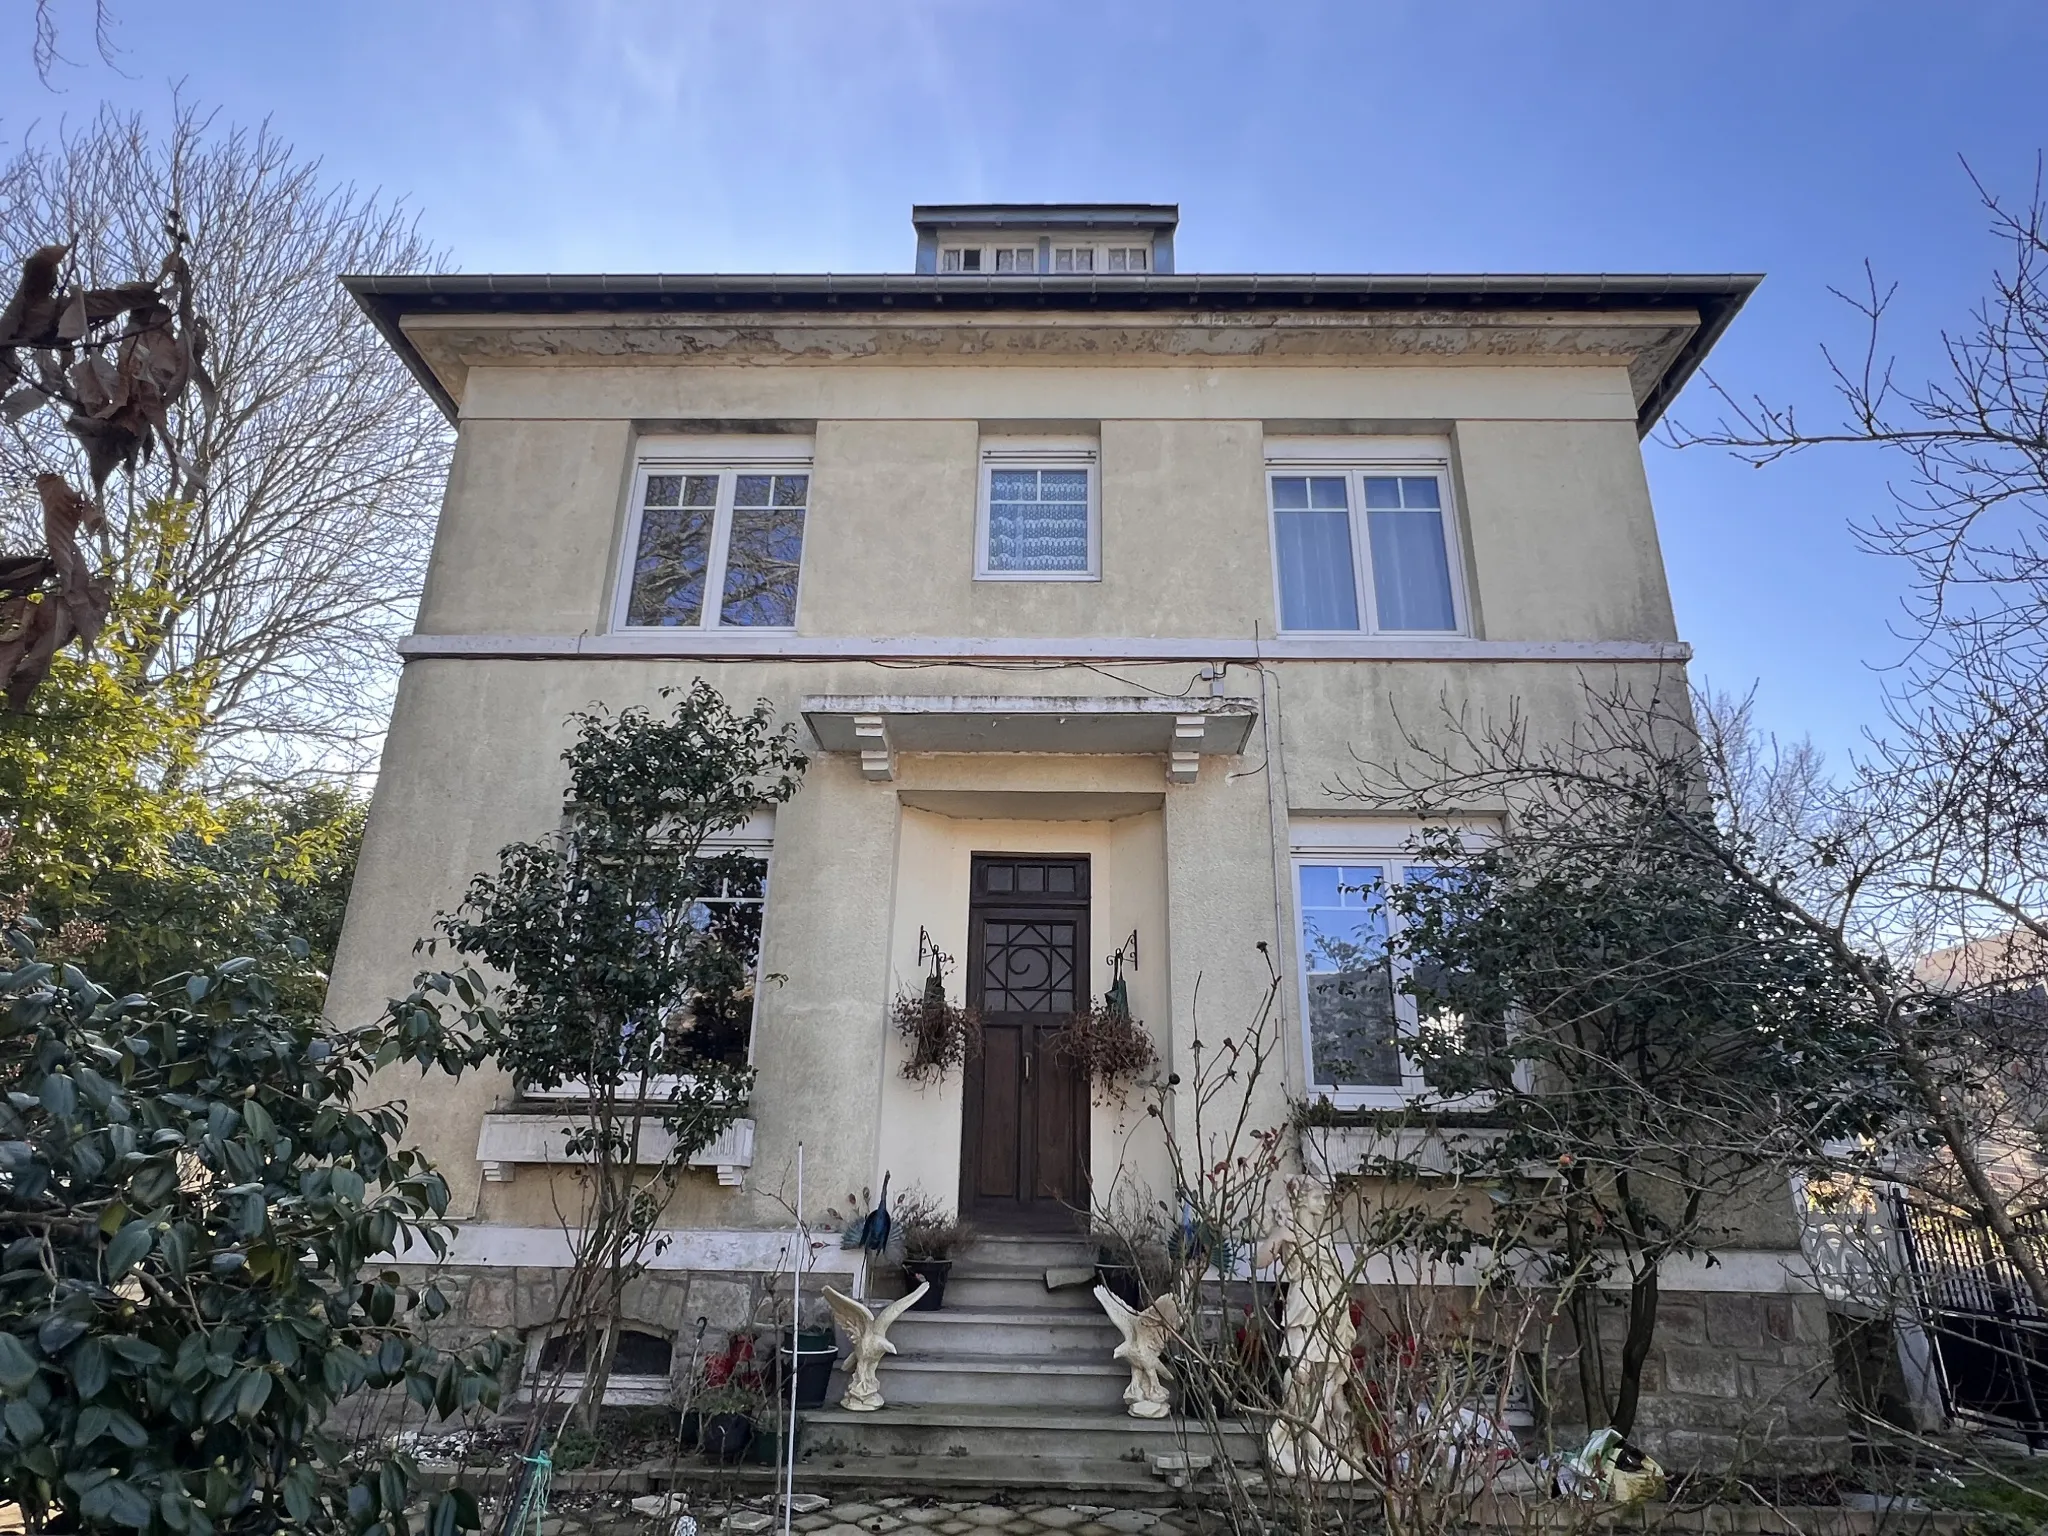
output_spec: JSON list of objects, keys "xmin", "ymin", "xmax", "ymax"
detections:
[
  {"xmin": 1267, "ymin": 444, "xmax": 1465, "ymax": 634},
  {"xmin": 941, "ymin": 246, "xmax": 1036, "ymax": 273},
  {"xmin": 526, "ymin": 823, "xmax": 772, "ymax": 1101},
  {"xmin": 1052, "ymin": 246, "xmax": 1094, "ymax": 273},
  {"xmin": 617, "ymin": 440, "xmax": 809, "ymax": 630},
  {"xmin": 1105, "ymin": 246, "xmax": 1148, "ymax": 272},
  {"xmin": 1291, "ymin": 821, "xmax": 1490, "ymax": 1107},
  {"xmin": 977, "ymin": 440, "xmax": 1099, "ymax": 580}
]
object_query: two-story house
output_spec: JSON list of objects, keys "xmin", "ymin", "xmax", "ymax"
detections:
[{"xmin": 332, "ymin": 205, "xmax": 1835, "ymax": 1475}]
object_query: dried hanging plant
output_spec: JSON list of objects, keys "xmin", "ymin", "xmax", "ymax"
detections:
[
  {"xmin": 1051, "ymin": 962, "xmax": 1157, "ymax": 1107},
  {"xmin": 894, "ymin": 939, "xmax": 980, "ymax": 1083}
]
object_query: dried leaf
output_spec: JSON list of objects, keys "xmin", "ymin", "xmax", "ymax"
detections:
[
  {"xmin": 1, "ymin": 386, "xmax": 46, "ymax": 422},
  {"xmin": 56, "ymin": 289, "xmax": 89, "ymax": 343},
  {"xmin": 0, "ymin": 244, "xmax": 67, "ymax": 347}
]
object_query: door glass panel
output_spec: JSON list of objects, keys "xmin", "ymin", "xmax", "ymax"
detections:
[{"xmin": 981, "ymin": 920, "xmax": 1078, "ymax": 1013}]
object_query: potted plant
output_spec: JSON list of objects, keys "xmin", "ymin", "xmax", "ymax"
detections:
[
  {"xmin": 692, "ymin": 1332, "xmax": 762, "ymax": 1463},
  {"xmin": 1095, "ymin": 1228, "xmax": 1177, "ymax": 1311},
  {"xmin": 892, "ymin": 1184, "xmax": 973, "ymax": 1310},
  {"xmin": 894, "ymin": 938, "xmax": 980, "ymax": 1083},
  {"xmin": 1049, "ymin": 965, "xmax": 1156, "ymax": 1108},
  {"xmin": 776, "ymin": 1321, "xmax": 839, "ymax": 1408},
  {"xmin": 694, "ymin": 1383, "xmax": 758, "ymax": 1463}
]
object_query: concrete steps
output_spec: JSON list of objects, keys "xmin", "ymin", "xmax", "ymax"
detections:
[
  {"xmin": 808, "ymin": 1232, "xmax": 1260, "ymax": 1492},
  {"xmin": 801, "ymin": 1406, "xmax": 1260, "ymax": 1467},
  {"xmin": 873, "ymin": 1354, "xmax": 1131, "ymax": 1410},
  {"xmin": 888, "ymin": 1309, "xmax": 1121, "ymax": 1358}
]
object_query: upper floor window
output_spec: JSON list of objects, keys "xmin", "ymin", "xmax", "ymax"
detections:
[
  {"xmin": 617, "ymin": 439, "xmax": 810, "ymax": 630},
  {"xmin": 936, "ymin": 242, "xmax": 1150, "ymax": 275},
  {"xmin": 1051, "ymin": 245, "xmax": 1148, "ymax": 273},
  {"xmin": 977, "ymin": 440, "xmax": 1099, "ymax": 580},
  {"xmin": 1266, "ymin": 441, "xmax": 1466, "ymax": 634},
  {"xmin": 941, "ymin": 245, "xmax": 1036, "ymax": 273}
]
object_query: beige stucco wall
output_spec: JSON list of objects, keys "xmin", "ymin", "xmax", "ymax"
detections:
[
  {"xmin": 326, "ymin": 334, "xmax": 1706, "ymax": 1242},
  {"xmin": 328, "ymin": 651, "xmax": 1689, "ymax": 1234},
  {"xmin": 409, "ymin": 361, "xmax": 1675, "ymax": 646}
]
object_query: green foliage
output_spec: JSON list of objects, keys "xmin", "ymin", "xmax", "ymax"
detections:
[
  {"xmin": 78, "ymin": 786, "xmax": 369, "ymax": 1003},
  {"xmin": 1379, "ymin": 798, "xmax": 1882, "ymax": 1431},
  {"xmin": 0, "ymin": 500, "xmax": 215, "ymax": 908},
  {"xmin": 433, "ymin": 682, "xmax": 807, "ymax": 1161},
  {"xmin": 0, "ymin": 919, "xmax": 508, "ymax": 1536}
]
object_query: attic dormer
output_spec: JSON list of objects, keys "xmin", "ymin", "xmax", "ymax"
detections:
[{"xmin": 911, "ymin": 202, "xmax": 1178, "ymax": 275}]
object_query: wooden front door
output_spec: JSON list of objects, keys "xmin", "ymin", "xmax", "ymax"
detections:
[{"xmin": 961, "ymin": 855, "xmax": 1091, "ymax": 1230}]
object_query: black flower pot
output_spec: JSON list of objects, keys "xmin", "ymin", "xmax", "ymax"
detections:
[
  {"xmin": 700, "ymin": 1412, "xmax": 754, "ymax": 1464},
  {"xmin": 678, "ymin": 1409, "xmax": 700, "ymax": 1449},
  {"xmin": 779, "ymin": 1325, "xmax": 838, "ymax": 1408},
  {"xmin": 1096, "ymin": 1262, "xmax": 1143, "ymax": 1310},
  {"xmin": 901, "ymin": 1259, "xmax": 952, "ymax": 1310}
]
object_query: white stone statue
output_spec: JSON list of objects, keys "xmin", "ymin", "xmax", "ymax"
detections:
[
  {"xmin": 1094, "ymin": 1286, "xmax": 1182, "ymax": 1418},
  {"xmin": 1252, "ymin": 1177, "xmax": 1362, "ymax": 1482},
  {"xmin": 820, "ymin": 1280, "xmax": 929, "ymax": 1412}
]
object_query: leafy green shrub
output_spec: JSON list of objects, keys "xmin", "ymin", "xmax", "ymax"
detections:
[{"xmin": 0, "ymin": 919, "xmax": 509, "ymax": 1535}]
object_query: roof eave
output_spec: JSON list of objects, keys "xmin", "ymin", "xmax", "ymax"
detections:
[{"xmin": 343, "ymin": 271, "xmax": 1762, "ymax": 433}]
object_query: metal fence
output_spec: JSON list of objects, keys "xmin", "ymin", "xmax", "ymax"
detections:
[{"xmin": 1891, "ymin": 1191, "xmax": 2048, "ymax": 1440}]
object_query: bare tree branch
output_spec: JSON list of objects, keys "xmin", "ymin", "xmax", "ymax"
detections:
[{"xmin": 0, "ymin": 101, "xmax": 450, "ymax": 778}]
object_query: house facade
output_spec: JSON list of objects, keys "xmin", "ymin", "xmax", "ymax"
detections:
[{"xmin": 331, "ymin": 205, "xmax": 1836, "ymax": 1466}]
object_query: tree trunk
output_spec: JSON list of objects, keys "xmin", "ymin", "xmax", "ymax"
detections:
[
  {"xmin": 1610, "ymin": 1259, "xmax": 1660, "ymax": 1438},
  {"xmin": 1563, "ymin": 1198, "xmax": 1610, "ymax": 1428}
]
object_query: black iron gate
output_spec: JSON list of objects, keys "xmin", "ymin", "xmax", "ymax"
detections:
[{"xmin": 1892, "ymin": 1191, "xmax": 2048, "ymax": 1440}]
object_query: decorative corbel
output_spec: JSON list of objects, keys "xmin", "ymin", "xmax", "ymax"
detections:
[{"xmin": 853, "ymin": 714, "xmax": 895, "ymax": 782}]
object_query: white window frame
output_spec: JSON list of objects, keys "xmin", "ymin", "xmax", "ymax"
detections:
[
  {"xmin": 975, "ymin": 438, "xmax": 1101, "ymax": 582},
  {"xmin": 940, "ymin": 245, "xmax": 1038, "ymax": 273},
  {"xmin": 1289, "ymin": 818, "xmax": 1495, "ymax": 1110},
  {"xmin": 524, "ymin": 815, "xmax": 774, "ymax": 1102},
  {"xmin": 613, "ymin": 436, "xmax": 813, "ymax": 633},
  {"xmin": 1265, "ymin": 437, "xmax": 1469, "ymax": 638}
]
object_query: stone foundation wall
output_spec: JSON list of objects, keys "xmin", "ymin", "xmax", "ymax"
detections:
[
  {"xmin": 1572, "ymin": 1289, "xmax": 1849, "ymax": 1472},
  {"xmin": 394, "ymin": 1263, "xmax": 834, "ymax": 1404},
  {"xmin": 394, "ymin": 1265, "xmax": 1849, "ymax": 1472}
]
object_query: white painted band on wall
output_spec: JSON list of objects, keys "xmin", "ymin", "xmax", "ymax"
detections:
[
  {"xmin": 417, "ymin": 1224, "xmax": 865, "ymax": 1276},
  {"xmin": 397, "ymin": 633, "xmax": 1692, "ymax": 665},
  {"xmin": 419, "ymin": 1223, "xmax": 1801, "ymax": 1294}
]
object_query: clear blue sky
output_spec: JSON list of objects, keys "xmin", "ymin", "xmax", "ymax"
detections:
[{"xmin": 7, "ymin": 1, "xmax": 2042, "ymax": 763}]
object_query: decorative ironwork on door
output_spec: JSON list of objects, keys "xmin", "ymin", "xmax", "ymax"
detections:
[{"xmin": 979, "ymin": 920, "xmax": 1079, "ymax": 1014}]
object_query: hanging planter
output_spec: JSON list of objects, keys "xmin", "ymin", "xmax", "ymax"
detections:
[
  {"xmin": 1051, "ymin": 944, "xmax": 1156, "ymax": 1107},
  {"xmin": 894, "ymin": 934, "xmax": 980, "ymax": 1083}
]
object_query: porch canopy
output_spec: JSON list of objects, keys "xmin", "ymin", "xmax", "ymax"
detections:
[{"xmin": 801, "ymin": 694, "xmax": 1257, "ymax": 784}]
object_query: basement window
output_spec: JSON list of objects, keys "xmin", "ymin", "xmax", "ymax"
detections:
[
  {"xmin": 618, "ymin": 437, "xmax": 810, "ymax": 630},
  {"xmin": 526, "ymin": 1328, "xmax": 676, "ymax": 1408}
]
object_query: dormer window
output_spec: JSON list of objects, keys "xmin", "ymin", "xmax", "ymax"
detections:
[
  {"xmin": 940, "ymin": 246, "xmax": 1037, "ymax": 274},
  {"xmin": 935, "ymin": 240, "xmax": 1150, "ymax": 275}
]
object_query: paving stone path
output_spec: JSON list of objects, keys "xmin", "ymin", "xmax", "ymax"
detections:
[{"xmin": 534, "ymin": 1493, "xmax": 1209, "ymax": 1536}]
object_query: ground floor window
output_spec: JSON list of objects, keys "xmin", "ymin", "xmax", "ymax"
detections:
[
  {"xmin": 525, "ymin": 822, "xmax": 772, "ymax": 1101},
  {"xmin": 1290, "ymin": 820, "xmax": 1488, "ymax": 1108}
]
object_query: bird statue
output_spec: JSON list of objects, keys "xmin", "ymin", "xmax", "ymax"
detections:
[
  {"xmin": 821, "ymin": 1280, "xmax": 930, "ymax": 1411},
  {"xmin": 1093, "ymin": 1285, "xmax": 1182, "ymax": 1418},
  {"xmin": 858, "ymin": 1171, "xmax": 892, "ymax": 1254}
]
